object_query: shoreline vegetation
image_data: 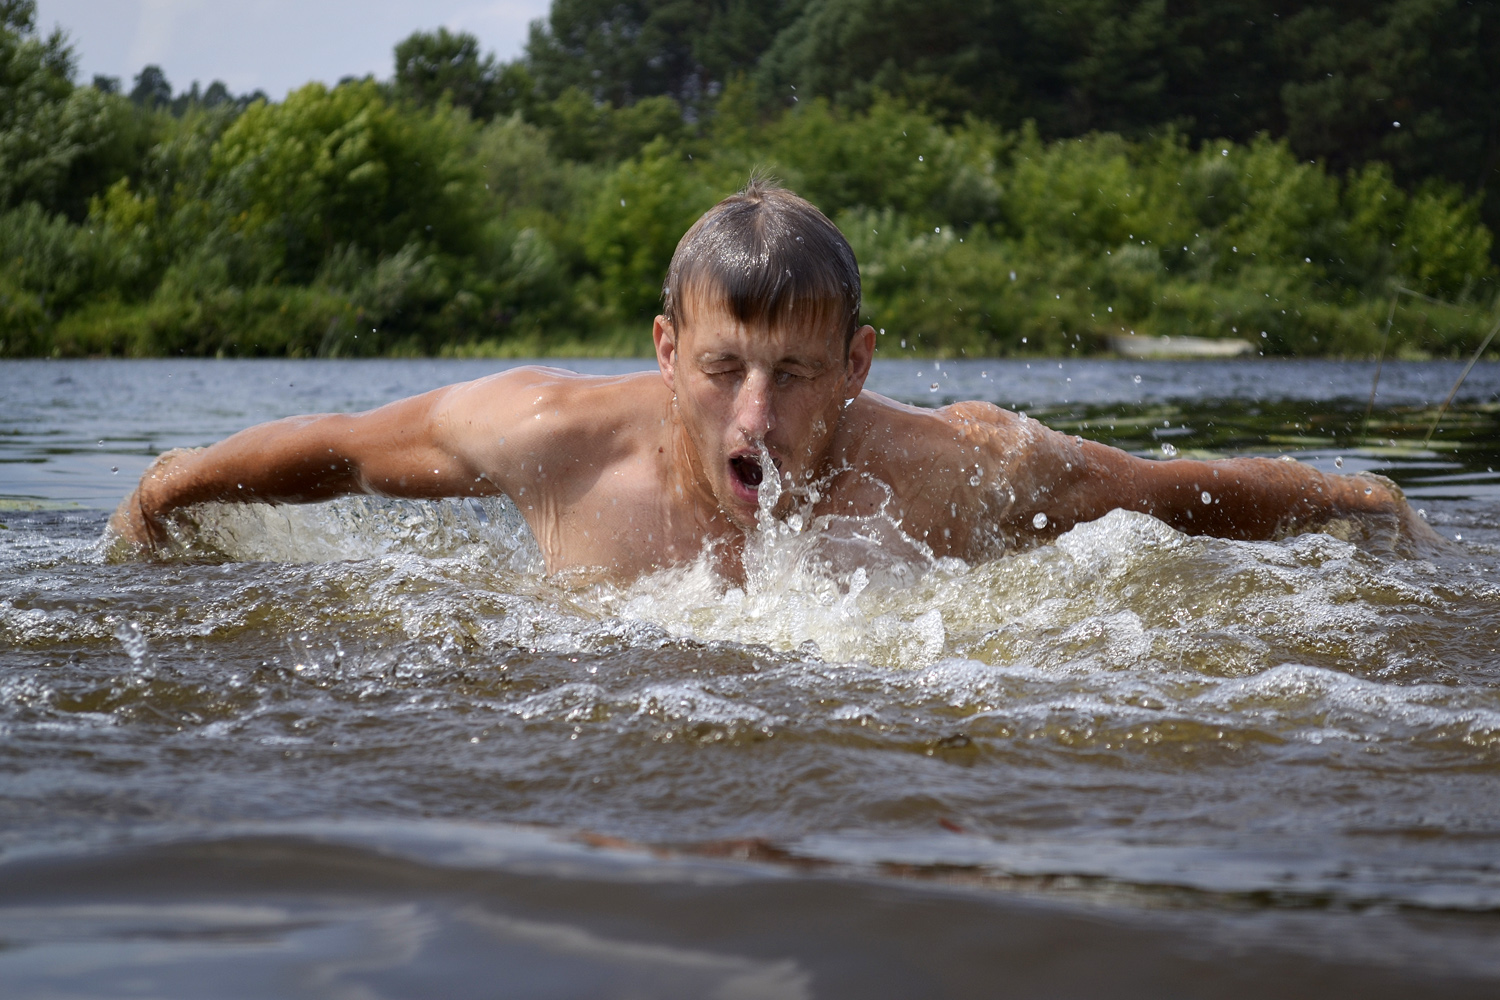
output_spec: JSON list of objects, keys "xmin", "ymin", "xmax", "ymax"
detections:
[{"xmin": 2, "ymin": 1, "xmax": 1498, "ymax": 361}]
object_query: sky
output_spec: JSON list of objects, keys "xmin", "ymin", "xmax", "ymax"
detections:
[{"xmin": 32, "ymin": 0, "xmax": 554, "ymax": 99}]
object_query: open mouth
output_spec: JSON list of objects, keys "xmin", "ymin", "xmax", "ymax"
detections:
[
  {"xmin": 729, "ymin": 454, "xmax": 764, "ymax": 490},
  {"xmin": 727, "ymin": 450, "xmax": 781, "ymax": 505}
]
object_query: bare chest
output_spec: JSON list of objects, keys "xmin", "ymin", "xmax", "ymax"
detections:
[{"xmin": 511, "ymin": 457, "xmax": 722, "ymax": 578}]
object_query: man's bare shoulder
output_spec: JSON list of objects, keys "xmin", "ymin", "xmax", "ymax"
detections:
[
  {"xmin": 436, "ymin": 366, "xmax": 668, "ymax": 449},
  {"xmin": 840, "ymin": 392, "xmax": 1037, "ymax": 470},
  {"xmin": 444, "ymin": 365, "xmax": 663, "ymax": 413}
]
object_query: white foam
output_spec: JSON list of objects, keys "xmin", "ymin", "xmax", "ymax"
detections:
[{"xmin": 54, "ymin": 488, "xmax": 1500, "ymax": 750}]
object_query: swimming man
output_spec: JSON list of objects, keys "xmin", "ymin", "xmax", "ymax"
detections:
[{"xmin": 109, "ymin": 182, "xmax": 1433, "ymax": 580}]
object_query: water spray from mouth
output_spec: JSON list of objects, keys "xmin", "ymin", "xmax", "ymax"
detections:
[{"xmin": 754, "ymin": 443, "xmax": 784, "ymax": 530}]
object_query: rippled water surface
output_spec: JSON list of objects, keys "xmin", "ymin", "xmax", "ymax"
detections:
[{"xmin": 3, "ymin": 358, "xmax": 1500, "ymax": 997}]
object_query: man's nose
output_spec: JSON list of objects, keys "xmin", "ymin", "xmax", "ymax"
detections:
[{"xmin": 734, "ymin": 369, "xmax": 775, "ymax": 439}]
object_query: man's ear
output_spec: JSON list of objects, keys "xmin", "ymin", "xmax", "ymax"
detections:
[
  {"xmin": 844, "ymin": 324, "xmax": 876, "ymax": 399},
  {"xmin": 653, "ymin": 315, "xmax": 677, "ymax": 391}
]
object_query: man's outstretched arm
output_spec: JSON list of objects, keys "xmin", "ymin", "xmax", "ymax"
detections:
[
  {"xmin": 107, "ymin": 370, "xmax": 543, "ymax": 552},
  {"xmin": 1064, "ymin": 442, "xmax": 1414, "ymax": 539},
  {"xmin": 988, "ymin": 413, "xmax": 1440, "ymax": 549}
]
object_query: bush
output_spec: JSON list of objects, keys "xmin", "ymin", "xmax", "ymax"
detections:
[
  {"xmin": 3, "ymin": 66, "xmax": 1495, "ymax": 358},
  {"xmin": 210, "ymin": 80, "xmax": 484, "ymax": 282}
]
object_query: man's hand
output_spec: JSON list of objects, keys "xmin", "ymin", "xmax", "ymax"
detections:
[
  {"xmin": 105, "ymin": 448, "xmax": 198, "ymax": 555},
  {"xmin": 1362, "ymin": 472, "xmax": 1451, "ymax": 555}
]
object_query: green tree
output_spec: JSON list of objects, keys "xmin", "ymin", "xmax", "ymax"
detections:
[
  {"xmin": 1277, "ymin": 0, "xmax": 1500, "ymax": 230},
  {"xmin": 128, "ymin": 64, "xmax": 171, "ymax": 107},
  {"xmin": 533, "ymin": 86, "xmax": 686, "ymax": 161},
  {"xmin": 756, "ymin": 0, "xmax": 1025, "ymax": 122},
  {"xmin": 394, "ymin": 27, "xmax": 510, "ymax": 119},
  {"xmin": 752, "ymin": 95, "xmax": 1006, "ymax": 225},
  {"xmin": 0, "ymin": 2, "xmax": 149, "ymax": 219},
  {"xmin": 209, "ymin": 79, "xmax": 484, "ymax": 281},
  {"xmin": 582, "ymin": 137, "xmax": 725, "ymax": 322},
  {"xmin": 526, "ymin": 0, "xmax": 805, "ymax": 108},
  {"xmin": 755, "ymin": 0, "xmax": 1288, "ymax": 135}
]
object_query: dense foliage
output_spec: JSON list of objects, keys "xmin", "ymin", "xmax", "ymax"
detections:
[
  {"xmin": 1, "ymin": 0, "xmax": 1496, "ymax": 358},
  {"xmin": 530, "ymin": 0, "xmax": 1500, "ymax": 233}
]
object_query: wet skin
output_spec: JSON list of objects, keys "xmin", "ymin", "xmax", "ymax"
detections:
[{"xmin": 109, "ymin": 306, "xmax": 1437, "ymax": 580}]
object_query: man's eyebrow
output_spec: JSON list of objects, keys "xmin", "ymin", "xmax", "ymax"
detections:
[{"xmin": 693, "ymin": 351, "xmax": 828, "ymax": 370}]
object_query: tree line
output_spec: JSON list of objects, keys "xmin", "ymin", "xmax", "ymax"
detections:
[{"xmin": 0, "ymin": 0, "xmax": 1495, "ymax": 358}]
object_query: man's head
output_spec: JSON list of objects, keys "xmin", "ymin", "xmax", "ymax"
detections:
[
  {"xmin": 653, "ymin": 181, "xmax": 876, "ymax": 529},
  {"xmin": 661, "ymin": 179, "xmax": 863, "ymax": 351}
]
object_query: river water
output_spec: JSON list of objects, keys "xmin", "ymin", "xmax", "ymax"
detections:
[{"xmin": 3, "ymin": 358, "xmax": 1500, "ymax": 998}]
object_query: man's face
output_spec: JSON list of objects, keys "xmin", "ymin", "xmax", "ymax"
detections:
[{"xmin": 654, "ymin": 297, "xmax": 875, "ymax": 529}]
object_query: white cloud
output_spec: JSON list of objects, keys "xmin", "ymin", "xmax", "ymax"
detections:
[
  {"xmin": 447, "ymin": 1, "xmax": 550, "ymax": 42},
  {"xmin": 126, "ymin": 0, "xmax": 204, "ymax": 75}
]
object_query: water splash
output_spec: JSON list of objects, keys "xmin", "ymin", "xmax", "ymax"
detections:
[
  {"xmin": 113, "ymin": 619, "xmax": 150, "ymax": 670},
  {"xmin": 147, "ymin": 495, "xmax": 543, "ymax": 573},
  {"xmin": 754, "ymin": 443, "xmax": 783, "ymax": 530},
  {"xmin": 6, "ymin": 488, "xmax": 1500, "ymax": 921}
]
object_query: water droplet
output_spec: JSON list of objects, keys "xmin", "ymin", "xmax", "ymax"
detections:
[
  {"xmin": 1032, "ymin": 512, "xmax": 1048, "ymax": 529},
  {"xmin": 969, "ymin": 474, "xmax": 982, "ymax": 487},
  {"xmin": 114, "ymin": 620, "xmax": 149, "ymax": 668},
  {"xmin": 1334, "ymin": 456, "xmax": 1344, "ymax": 468},
  {"xmin": 97, "ymin": 439, "xmax": 104, "ymax": 447},
  {"xmin": 110, "ymin": 466, "xmax": 118, "ymax": 473},
  {"xmin": 1364, "ymin": 487, "xmax": 1373, "ymax": 495},
  {"xmin": 1201, "ymin": 491, "xmax": 1212, "ymax": 504},
  {"xmin": 1161, "ymin": 443, "xmax": 1178, "ymax": 458},
  {"xmin": 929, "ymin": 383, "xmax": 939, "ymax": 391},
  {"xmin": 1132, "ymin": 374, "xmax": 1141, "ymax": 384}
]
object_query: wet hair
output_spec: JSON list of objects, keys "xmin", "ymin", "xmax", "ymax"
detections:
[{"xmin": 662, "ymin": 179, "xmax": 862, "ymax": 350}]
